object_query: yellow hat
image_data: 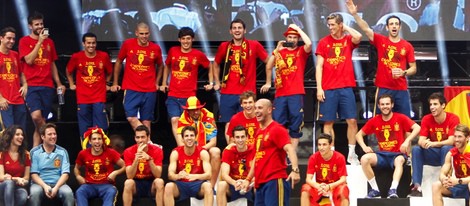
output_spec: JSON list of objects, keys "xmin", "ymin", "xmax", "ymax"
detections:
[{"xmin": 182, "ymin": 96, "xmax": 206, "ymax": 110}]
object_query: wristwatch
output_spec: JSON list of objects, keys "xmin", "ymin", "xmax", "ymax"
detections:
[
  {"xmin": 459, "ymin": 178, "xmax": 463, "ymax": 184},
  {"xmin": 402, "ymin": 70, "xmax": 408, "ymax": 77},
  {"xmin": 292, "ymin": 167, "xmax": 300, "ymax": 174}
]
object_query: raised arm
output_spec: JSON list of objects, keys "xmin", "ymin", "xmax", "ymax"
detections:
[
  {"xmin": 343, "ymin": 24, "xmax": 362, "ymax": 44},
  {"xmin": 346, "ymin": 0, "xmax": 374, "ymax": 41}
]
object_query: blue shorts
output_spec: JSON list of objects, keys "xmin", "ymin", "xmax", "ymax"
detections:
[
  {"xmin": 25, "ymin": 86, "xmax": 55, "ymax": 117},
  {"xmin": 123, "ymin": 90, "xmax": 156, "ymax": 121},
  {"xmin": 134, "ymin": 179, "xmax": 154, "ymax": 198},
  {"xmin": 228, "ymin": 184, "xmax": 254, "ymax": 202},
  {"xmin": 317, "ymin": 88, "xmax": 357, "ymax": 121},
  {"xmin": 375, "ymin": 88, "xmax": 411, "ymax": 118},
  {"xmin": 175, "ymin": 180, "xmax": 205, "ymax": 202},
  {"xmin": 273, "ymin": 95, "xmax": 304, "ymax": 138},
  {"xmin": 375, "ymin": 151, "xmax": 406, "ymax": 169},
  {"xmin": 0, "ymin": 103, "xmax": 27, "ymax": 130},
  {"xmin": 77, "ymin": 103, "xmax": 109, "ymax": 137},
  {"xmin": 219, "ymin": 94, "xmax": 242, "ymax": 122},
  {"xmin": 449, "ymin": 184, "xmax": 470, "ymax": 200},
  {"xmin": 255, "ymin": 178, "xmax": 290, "ymax": 206},
  {"xmin": 165, "ymin": 96, "xmax": 187, "ymax": 118}
]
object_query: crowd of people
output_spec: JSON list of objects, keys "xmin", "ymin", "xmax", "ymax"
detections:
[{"xmin": 1, "ymin": 0, "xmax": 470, "ymax": 206}]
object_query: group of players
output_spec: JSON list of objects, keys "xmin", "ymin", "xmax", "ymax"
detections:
[{"xmin": 1, "ymin": 0, "xmax": 470, "ymax": 205}]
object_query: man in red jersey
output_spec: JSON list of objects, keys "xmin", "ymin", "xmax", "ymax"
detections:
[
  {"xmin": 315, "ymin": 13, "xmax": 362, "ymax": 165},
  {"xmin": 432, "ymin": 124, "xmax": 470, "ymax": 206},
  {"xmin": 217, "ymin": 125, "xmax": 255, "ymax": 205},
  {"xmin": 243, "ymin": 98, "xmax": 300, "ymax": 205},
  {"xmin": 66, "ymin": 32, "xmax": 112, "ymax": 140},
  {"xmin": 160, "ymin": 27, "xmax": 212, "ymax": 145},
  {"xmin": 74, "ymin": 127, "xmax": 125, "ymax": 206},
  {"xmin": 409, "ymin": 92, "xmax": 460, "ymax": 197},
  {"xmin": 225, "ymin": 91, "xmax": 259, "ymax": 145},
  {"xmin": 164, "ymin": 126, "xmax": 213, "ymax": 206},
  {"xmin": 347, "ymin": 0, "xmax": 417, "ymax": 118},
  {"xmin": 261, "ymin": 24, "xmax": 312, "ymax": 152},
  {"xmin": 122, "ymin": 125, "xmax": 165, "ymax": 206},
  {"xmin": 213, "ymin": 19, "xmax": 268, "ymax": 133},
  {"xmin": 356, "ymin": 94, "xmax": 420, "ymax": 198},
  {"xmin": 111, "ymin": 22, "xmax": 163, "ymax": 133},
  {"xmin": 0, "ymin": 27, "xmax": 27, "ymax": 130},
  {"xmin": 301, "ymin": 133, "xmax": 349, "ymax": 206},
  {"xmin": 19, "ymin": 11, "xmax": 65, "ymax": 146}
]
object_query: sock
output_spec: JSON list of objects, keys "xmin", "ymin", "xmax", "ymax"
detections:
[
  {"xmin": 348, "ymin": 144, "xmax": 356, "ymax": 155},
  {"xmin": 368, "ymin": 177, "xmax": 379, "ymax": 191},
  {"xmin": 390, "ymin": 181, "xmax": 399, "ymax": 190}
]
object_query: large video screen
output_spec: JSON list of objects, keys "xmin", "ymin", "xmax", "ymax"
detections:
[{"xmin": 81, "ymin": 0, "xmax": 469, "ymax": 42}]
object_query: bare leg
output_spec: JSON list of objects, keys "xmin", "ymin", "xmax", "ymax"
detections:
[
  {"xmin": 392, "ymin": 156, "xmax": 405, "ymax": 183},
  {"xmin": 164, "ymin": 182, "xmax": 179, "ymax": 206},
  {"xmin": 122, "ymin": 179, "xmax": 136, "ymax": 206},
  {"xmin": 360, "ymin": 153, "xmax": 378, "ymax": 180},
  {"xmin": 432, "ymin": 181, "xmax": 452, "ymax": 206},
  {"xmin": 171, "ymin": 117, "xmax": 182, "ymax": 145},
  {"xmin": 142, "ymin": 120, "xmax": 152, "ymax": 135},
  {"xmin": 127, "ymin": 117, "xmax": 143, "ymax": 130},
  {"xmin": 290, "ymin": 137, "xmax": 299, "ymax": 152},
  {"xmin": 30, "ymin": 110, "xmax": 45, "ymax": 147},
  {"xmin": 200, "ymin": 182, "xmax": 214, "ymax": 206},
  {"xmin": 345, "ymin": 118, "xmax": 358, "ymax": 145},
  {"xmin": 154, "ymin": 178, "xmax": 165, "ymax": 206},
  {"xmin": 300, "ymin": 191, "xmax": 311, "ymax": 206},
  {"xmin": 209, "ymin": 148, "xmax": 221, "ymax": 187},
  {"xmin": 323, "ymin": 121, "xmax": 335, "ymax": 146},
  {"xmin": 216, "ymin": 181, "xmax": 230, "ymax": 206}
]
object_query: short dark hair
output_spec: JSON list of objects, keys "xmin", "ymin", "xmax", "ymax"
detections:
[
  {"xmin": 386, "ymin": 15, "xmax": 401, "ymax": 25},
  {"xmin": 230, "ymin": 18, "xmax": 246, "ymax": 29},
  {"xmin": 239, "ymin": 90, "xmax": 256, "ymax": 104},
  {"xmin": 428, "ymin": 92, "xmax": 447, "ymax": 105},
  {"xmin": 232, "ymin": 125, "xmax": 247, "ymax": 137},
  {"xmin": 0, "ymin": 27, "xmax": 15, "ymax": 37},
  {"xmin": 135, "ymin": 125, "xmax": 149, "ymax": 136},
  {"xmin": 182, "ymin": 126, "xmax": 197, "ymax": 137},
  {"xmin": 82, "ymin": 32, "xmax": 97, "ymax": 43},
  {"xmin": 28, "ymin": 11, "xmax": 44, "ymax": 25},
  {"xmin": 178, "ymin": 27, "xmax": 194, "ymax": 38},
  {"xmin": 39, "ymin": 123, "xmax": 56, "ymax": 136},
  {"xmin": 378, "ymin": 94, "xmax": 394, "ymax": 104},
  {"xmin": 316, "ymin": 133, "xmax": 333, "ymax": 145}
]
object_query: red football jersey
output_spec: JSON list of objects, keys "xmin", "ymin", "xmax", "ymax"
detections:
[
  {"xmin": 221, "ymin": 145, "xmax": 255, "ymax": 180},
  {"xmin": 274, "ymin": 45, "xmax": 310, "ymax": 97},
  {"xmin": 306, "ymin": 151, "xmax": 347, "ymax": 184},
  {"xmin": 226, "ymin": 111, "xmax": 259, "ymax": 146},
  {"xmin": 75, "ymin": 148, "xmax": 121, "ymax": 184},
  {"xmin": 0, "ymin": 151, "xmax": 31, "ymax": 177},
  {"xmin": 123, "ymin": 143, "xmax": 163, "ymax": 179},
  {"xmin": 0, "ymin": 50, "xmax": 24, "ymax": 104},
  {"xmin": 420, "ymin": 112, "xmax": 460, "ymax": 142},
  {"xmin": 174, "ymin": 146, "xmax": 205, "ymax": 182}
]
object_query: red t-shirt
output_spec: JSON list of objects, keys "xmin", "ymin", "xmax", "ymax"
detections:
[
  {"xmin": 306, "ymin": 151, "xmax": 347, "ymax": 184},
  {"xmin": 0, "ymin": 151, "xmax": 31, "ymax": 177},
  {"xmin": 18, "ymin": 36, "xmax": 58, "ymax": 88},
  {"xmin": 118, "ymin": 38, "xmax": 163, "ymax": 92},
  {"xmin": 371, "ymin": 33, "xmax": 415, "ymax": 90},
  {"xmin": 174, "ymin": 146, "xmax": 204, "ymax": 182},
  {"xmin": 214, "ymin": 40, "xmax": 268, "ymax": 94},
  {"xmin": 361, "ymin": 113, "xmax": 416, "ymax": 152},
  {"xmin": 165, "ymin": 47, "xmax": 210, "ymax": 98},
  {"xmin": 274, "ymin": 46, "xmax": 310, "ymax": 97},
  {"xmin": 66, "ymin": 50, "xmax": 112, "ymax": 104},
  {"xmin": 221, "ymin": 145, "xmax": 255, "ymax": 180},
  {"xmin": 123, "ymin": 143, "xmax": 164, "ymax": 179},
  {"xmin": 75, "ymin": 148, "xmax": 121, "ymax": 184},
  {"xmin": 420, "ymin": 112, "xmax": 460, "ymax": 142},
  {"xmin": 315, "ymin": 35, "xmax": 357, "ymax": 90},
  {"xmin": 0, "ymin": 50, "xmax": 24, "ymax": 104},
  {"xmin": 226, "ymin": 111, "xmax": 259, "ymax": 146},
  {"xmin": 254, "ymin": 121, "xmax": 290, "ymax": 188},
  {"xmin": 450, "ymin": 147, "xmax": 470, "ymax": 178}
]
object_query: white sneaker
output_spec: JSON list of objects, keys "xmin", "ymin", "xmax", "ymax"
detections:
[{"xmin": 347, "ymin": 153, "xmax": 360, "ymax": 165}]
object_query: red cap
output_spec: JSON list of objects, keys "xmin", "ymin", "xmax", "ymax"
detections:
[
  {"xmin": 182, "ymin": 96, "xmax": 206, "ymax": 110},
  {"xmin": 283, "ymin": 27, "xmax": 300, "ymax": 37}
]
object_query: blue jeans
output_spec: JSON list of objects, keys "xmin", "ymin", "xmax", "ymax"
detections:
[
  {"xmin": 76, "ymin": 184, "xmax": 117, "ymax": 206},
  {"xmin": 0, "ymin": 180, "xmax": 28, "ymax": 206},
  {"xmin": 29, "ymin": 183, "xmax": 74, "ymax": 206},
  {"xmin": 411, "ymin": 145, "xmax": 453, "ymax": 185}
]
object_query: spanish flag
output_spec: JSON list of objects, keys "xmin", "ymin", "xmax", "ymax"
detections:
[{"xmin": 444, "ymin": 86, "xmax": 470, "ymax": 126}]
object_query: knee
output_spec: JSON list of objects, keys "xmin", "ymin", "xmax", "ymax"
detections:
[
  {"xmin": 201, "ymin": 182, "xmax": 213, "ymax": 195},
  {"xmin": 154, "ymin": 178, "xmax": 165, "ymax": 190},
  {"xmin": 360, "ymin": 154, "xmax": 373, "ymax": 165},
  {"xmin": 164, "ymin": 183, "xmax": 176, "ymax": 196},
  {"xmin": 124, "ymin": 179, "xmax": 136, "ymax": 192},
  {"xmin": 346, "ymin": 118, "xmax": 357, "ymax": 126},
  {"xmin": 432, "ymin": 181, "xmax": 443, "ymax": 192},
  {"xmin": 394, "ymin": 156, "xmax": 406, "ymax": 166},
  {"xmin": 210, "ymin": 148, "xmax": 221, "ymax": 160},
  {"xmin": 217, "ymin": 181, "xmax": 229, "ymax": 192}
]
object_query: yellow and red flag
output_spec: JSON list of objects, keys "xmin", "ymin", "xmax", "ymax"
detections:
[{"xmin": 444, "ymin": 86, "xmax": 470, "ymax": 126}]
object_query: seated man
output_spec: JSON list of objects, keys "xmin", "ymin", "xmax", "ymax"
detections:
[
  {"xmin": 177, "ymin": 96, "xmax": 220, "ymax": 186},
  {"xmin": 409, "ymin": 92, "xmax": 460, "ymax": 197},
  {"xmin": 217, "ymin": 125, "xmax": 255, "ymax": 205},
  {"xmin": 74, "ymin": 127, "xmax": 126, "ymax": 206},
  {"xmin": 29, "ymin": 123, "xmax": 74, "ymax": 206},
  {"xmin": 164, "ymin": 126, "xmax": 213, "ymax": 206},
  {"xmin": 356, "ymin": 94, "xmax": 420, "ymax": 198},
  {"xmin": 301, "ymin": 133, "xmax": 349, "ymax": 206},
  {"xmin": 122, "ymin": 125, "xmax": 165, "ymax": 206},
  {"xmin": 432, "ymin": 124, "xmax": 470, "ymax": 206}
]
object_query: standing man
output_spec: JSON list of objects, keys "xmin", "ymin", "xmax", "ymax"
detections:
[
  {"xmin": 111, "ymin": 22, "xmax": 163, "ymax": 133},
  {"xmin": 432, "ymin": 124, "xmax": 470, "ymax": 206},
  {"xmin": 29, "ymin": 123, "xmax": 74, "ymax": 206},
  {"xmin": 261, "ymin": 24, "xmax": 312, "ymax": 151},
  {"xmin": 74, "ymin": 127, "xmax": 126, "ymax": 206},
  {"xmin": 217, "ymin": 125, "xmax": 255, "ymax": 205},
  {"xmin": 164, "ymin": 126, "xmax": 213, "ymax": 206},
  {"xmin": 347, "ymin": 0, "xmax": 417, "ymax": 117},
  {"xmin": 244, "ymin": 98, "xmax": 300, "ymax": 205},
  {"xmin": 315, "ymin": 13, "xmax": 362, "ymax": 164},
  {"xmin": 300, "ymin": 133, "xmax": 349, "ymax": 206},
  {"xmin": 356, "ymin": 94, "xmax": 420, "ymax": 198},
  {"xmin": 159, "ymin": 27, "xmax": 212, "ymax": 142},
  {"xmin": 409, "ymin": 92, "xmax": 460, "ymax": 197},
  {"xmin": 213, "ymin": 19, "xmax": 268, "ymax": 132},
  {"xmin": 66, "ymin": 32, "xmax": 112, "ymax": 140},
  {"xmin": 0, "ymin": 27, "xmax": 27, "ymax": 130},
  {"xmin": 225, "ymin": 91, "xmax": 259, "ymax": 145},
  {"xmin": 122, "ymin": 125, "xmax": 165, "ymax": 206},
  {"xmin": 19, "ymin": 12, "xmax": 65, "ymax": 146}
]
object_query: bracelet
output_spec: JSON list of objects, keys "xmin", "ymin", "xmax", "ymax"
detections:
[{"xmin": 245, "ymin": 177, "xmax": 252, "ymax": 182}]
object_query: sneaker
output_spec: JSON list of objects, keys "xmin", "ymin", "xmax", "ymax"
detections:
[
  {"xmin": 366, "ymin": 189, "xmax": 381, "ymax": 198},
  {"xmin": 387, "ymin": 189, "xmax": 399, "ymax": 198},
  {"xmin": 347, "ymin": 153, "xmax": 360, "ymax": 165},
  {"xmin": 407, "ymin": 187, "xmax": 422, "ymax": 197}
]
